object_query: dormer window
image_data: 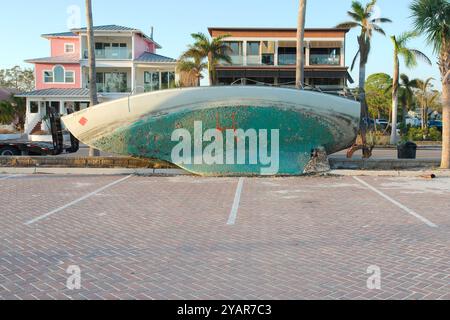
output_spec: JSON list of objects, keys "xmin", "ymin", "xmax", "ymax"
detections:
[{"xmin": 64, "ymin": 43, "xmax": 75, "ymax": 54}]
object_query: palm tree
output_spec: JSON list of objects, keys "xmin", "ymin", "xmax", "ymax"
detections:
[
  {"xmin": 336, "ymin": 0, "xmax": 392, "ymax": 158},
  {"xmin": 296, "ymin": 0, "xmax": 307, "ymax": 89},
  {"xmin": 85, "ymin": 0, "xmax": 99, "ymax": 157},
  {"xmin": 398, "ymin": 74, "xmax": 420, "ymax": 132},
  {"xmin": 416, "ymin": 77, "xmax": 435, "ymax": 132},
  {"xmin": 182, "ymin": 33, "xmax": 232, "ymax": 86},
  {"xmin": 410, "ymin": 0, "xmax": 449, "ymax": 168},
  {"xmin": 177, "ymin": 51, "xmax": 207, "ymax": 87},
  {"xmin": 389, "ymin": 32, "xmax": 431, "ymax": 144}
]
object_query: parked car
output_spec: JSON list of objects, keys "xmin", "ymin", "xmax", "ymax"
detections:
[
  {"xmin": 405, "ymin": 117, "xmax": 421, "ymax": 127},
  {"xmin": 428, "ymin": 120, "xmax": 443, "ymax": 131},
  {"xmin": 375, "ymin": 119, "xmax": 389, "ymax": 129}
]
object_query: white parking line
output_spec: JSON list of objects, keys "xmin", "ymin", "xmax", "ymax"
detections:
[
  {"xmin": 0, "ymin": 175, "xmax": 25, "ymax": 181},
  {"xmin": 227, "ymin": 178, "xmax": 244, "ymax": 226},
  {"xmin": 353, "ymin": 177, "xmax": 438, "ymax": 228},
  {"xmin": 25, "ymin": 175, "xmax": 133, "ymax": 226}
]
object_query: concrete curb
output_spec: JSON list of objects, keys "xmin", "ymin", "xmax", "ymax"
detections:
[
  {"xmin": 2, "ymin": 167, "xmax": 449, "ymax": 178},
  {"xmin": 329, "ymin": 158, "xmax": 440, "ymax": 170},
  {"xmin": 329, "ymin": 169, "xmax": 450, "ymax": 177},
  {"xmin": 0, "ymin": 167, "xmax": 189, "ymax": 176}
]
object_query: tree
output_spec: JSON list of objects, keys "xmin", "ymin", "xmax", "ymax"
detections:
[
  {"xmin": 296, "ymin": 0, "xmax": 307, "ymax": 89},
  {"xmin": 85, "ymin": 0, "xmax": 100, "ymax": 157},
  {"xmin": 415, "ymin": 77, "xmax": 435, "ymax": 131},
  {"xmin": 177, "ymin": 51, "xmax": 207, "ymax": 87},
  {"xmin": 389, "ymin": 32, "xmax": 431, "ymax": 144},
  {"xmin": 181, "ymin": 33, "xmax": 232, "ymax": 86},
  {"xmin": 410, "ymin": 0, "xmax": 450, "ymax": 168},
  {"xmin": 0, "ymin": 66, "xmax": 34, "ymax": 92},
  {"xmin": 365, "ymin": 73, "xmax": 392, "ymax": 120},
  {"xmin": 336, "ymin": 0, "xmax": 392, "ymax": 158},
  {"xmin": 0, "ymin": 96, "xmax": 26, "ymax": 129},
  {"xmin": 397, "ymin": 74, "xmax": 420, "ymax": 133}
]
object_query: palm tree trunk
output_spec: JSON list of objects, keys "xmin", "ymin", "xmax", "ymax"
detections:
[
  {"xmin": 390, "ymin": 56, "xmax": 399, "ymax": 145},
  {"xmin": 85, "ymin": 0, "xmax": 100, "ymax": 157},
  {"xmin": 402, "ymin": 103, "xmax": 408, "ymax": 135},
  {"xmin": 208, "ymin": 52, "xmax": 214, "ymax": 86},
  {"xmin": 359, "ymin": 60, "xmax": 370, "ymax": 158},
  {"xmin": 442, "ymin": 79, "xmax": 450, "ymax": 168},
  {"xmin": 296, "ymin": 0, "xmax": 307, "ymax": 89}
]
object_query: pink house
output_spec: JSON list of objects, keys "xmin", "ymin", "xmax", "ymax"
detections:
[{"xmin": 19, "ymin": 25, "xmax": 178, "ymax": 135}]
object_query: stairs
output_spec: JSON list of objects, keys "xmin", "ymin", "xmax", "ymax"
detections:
[{"xmin": 30, "ymin": 121, "xmax": 42, "ymax": 134}]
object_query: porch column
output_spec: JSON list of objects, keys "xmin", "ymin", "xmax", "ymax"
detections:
[
  {"xmin": 243, "ymin": 41, "xmax": 247, "ymax": 66},
  {"xmin": 274, "ymin": 41, "xmax": 279, "ymax": 66},
  {"xmin": 131, "ymin": 65, "xmax": 136, "ymax": 92}
]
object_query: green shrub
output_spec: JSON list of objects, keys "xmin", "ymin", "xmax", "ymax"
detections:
[{"xmin": 406, "ymin": 127, "xmax": 442, "ymax": 141}]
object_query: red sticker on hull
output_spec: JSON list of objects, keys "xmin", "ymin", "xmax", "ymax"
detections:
[{"xmin": 79, "ymin": 117, "xmax": 88, "ymax": 126}]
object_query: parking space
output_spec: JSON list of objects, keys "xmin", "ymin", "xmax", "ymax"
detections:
[{"xmin": 0, "ymin": 174, "xmax": 449, "ymax": 300}]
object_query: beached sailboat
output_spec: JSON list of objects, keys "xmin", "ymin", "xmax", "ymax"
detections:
[{"xmin": 62, "ymin": 86, "xmax": 360, "ymax": 176}]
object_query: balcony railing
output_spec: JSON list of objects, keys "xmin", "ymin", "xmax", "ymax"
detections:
[
  {"xmin": 84, "ymin": 47, "xmax": 132, "ymax": 60},
  {"xmin": 310, "ymin": 54, "xmax": 340, "ymax": 65},
  {"xmin": 246, "ymin": 55, "xmax": 260, "ymax": 65},
  {"xmin": 278, "ymin": 54, "xmax": 296, "ymax": 66},
  {"xmin": 227, "ymin": 55, "xmax": 244, "ymax": 65},
  {"xmin": 96, "ymin": 83, "xmax": 130, "ymax": 93}
]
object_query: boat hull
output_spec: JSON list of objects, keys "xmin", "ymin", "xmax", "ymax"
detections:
[{"xmin": 62, "ymin": 86, "xmax": 359, "ymax": 176}]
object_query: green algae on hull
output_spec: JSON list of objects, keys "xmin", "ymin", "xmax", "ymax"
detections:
[{"xmin": 92, "ymin": 105, "xmax": 356, "ymax": 176}]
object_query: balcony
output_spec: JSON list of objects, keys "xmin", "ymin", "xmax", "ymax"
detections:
[
  {"xmin": 310, "ymin": 54, "xmax": 340, "ymax": 66},
  {"xmin": 83, "ymin": 47, "xmax": 132, "ymax": 60}
]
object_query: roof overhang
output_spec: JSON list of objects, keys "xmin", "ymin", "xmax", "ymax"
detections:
[{"xmin": 208, "ymin": 27, "xmax": 350, "ymax": 38}]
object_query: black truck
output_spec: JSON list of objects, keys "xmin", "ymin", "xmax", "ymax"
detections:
[{"xmin": 0, "ymin": 106, "xmax": 79, "ymax": 156}]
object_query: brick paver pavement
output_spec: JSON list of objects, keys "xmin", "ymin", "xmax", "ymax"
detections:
[{"xmin": 0, "ymin": 174, "xmax": 449, "ymax": 300}]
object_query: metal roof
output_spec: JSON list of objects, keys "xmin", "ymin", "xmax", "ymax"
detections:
[
  {"xmin": 41, "ymin": 31, "xmax": 78, "ymax": 38},
  {"xmin": 71, "ymin": 25, "xmax": 162, "ymax": 49},
  {"xmin": 208, "ymin": 27, "xmax": 350, "ymax": 34},
  {"xmin": 25, "ymin": 54, "xmax": 80, "ymax": 64},
  {"xmin": 135, "ymin": 52, "xmax": 177, "ymax": 63},
  {"xmin": 72, "ymin": 24, "xmax": 138, "ymax": 32},
  {"xmin": 16, "ymin": 88, "xmax": 90, "ymax": 98}
]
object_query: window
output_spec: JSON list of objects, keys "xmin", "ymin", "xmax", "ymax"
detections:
[
  {"xmin": 96, "ymin": 72, "xmax": 128, "ymax": 93},
  {"xmin": 262, "ymin": 54, "xmax": 274, "ymax": 66},
  {"xmin": 144, "ymin": 71, "xmax": 176, "ymax": 92},
  {"xmin": 65, "ymin": 71, "xmax": 75, "ymax": 83},
  {"xmin": 54, "ymin": 66, "xmax": 65, "ymax": 82},
  {"xmin": 227, "ymin": 42, "xmax": 243, "ymax": 56},
  {"xmin": 247, "ymin": 42, "xmax": 260, "ymax": 56},
  {"xmin": 30, "ymin": 101, "xmax": 39, "ymax": 114},
  {"xmin": 161, "ymin": 72, "xmax": 169, "ymax": 90},
  {"xmin": 65, "ymin": 43, "xmax": 75, "ymax": 54},
  {"xmin": 310, "ymin": 48, "xmax": 341, "ymax": 65},
  {"xmin": 44, "ymin": 71, "xmax": 54, "ymax": 83}
]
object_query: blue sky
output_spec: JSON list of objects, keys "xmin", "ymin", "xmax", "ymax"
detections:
[{"xmin": 0, "ymin": 0, "xmax": 442, "ymax": 90}]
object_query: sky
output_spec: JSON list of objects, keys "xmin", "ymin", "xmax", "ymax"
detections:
[{"xmin": 0, "ymin": 0, "xmax": 443, "ymax": 90}]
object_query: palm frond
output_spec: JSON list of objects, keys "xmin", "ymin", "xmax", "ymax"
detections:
[
  {"xmin": 351, "ymin": 49, "xmax": 360, "ymax": 71},
  {"xmin": 371, "ymin": 18, "xmax": 393, "ymax": 24},
  {"xmin": 409, "ymin": 49, "xmax": 432, "ymax": 66},
  {"xmin": 372, "ymin": 24, "xmax": 386, "ymax": 36},
  {"xmin": 335, "ymin": 21, "xmax": 361, "ymax": 29},
  {"xmin": 351, "ymin": 1, "xmax": 366, "ymax": 19}
]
